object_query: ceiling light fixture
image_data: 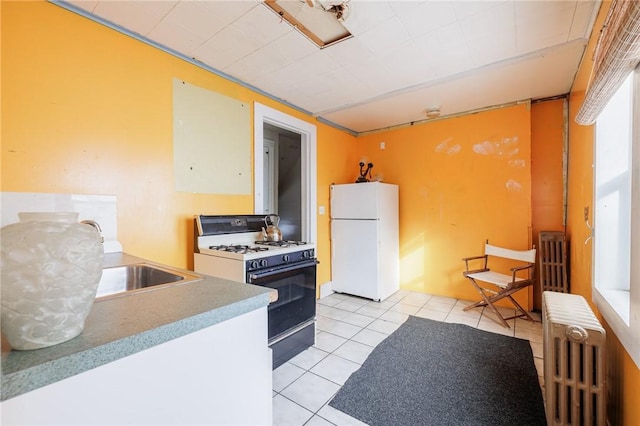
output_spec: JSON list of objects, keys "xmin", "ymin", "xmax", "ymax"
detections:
[{"xmin": 264, "ymin": 0, "xmax": 352, "ymax": 48}]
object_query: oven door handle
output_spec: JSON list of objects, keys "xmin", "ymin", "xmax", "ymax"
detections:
[{"xmin": 248, "ymin": 259, "xmax": 318, "ymax": 281}]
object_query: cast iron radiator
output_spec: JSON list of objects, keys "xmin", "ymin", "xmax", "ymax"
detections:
[
  {"xmin": 542, "ymin": 291, "xmax": 606, "ymax": 426},
  {"xmin": 539, "ymin": 231, "xmax": 569, "ymax": 293}
]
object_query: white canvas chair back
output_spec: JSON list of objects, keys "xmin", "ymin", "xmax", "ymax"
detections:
[{"xmin": 484, "ymin": 244, "xmax": 536, "ymax": 264}]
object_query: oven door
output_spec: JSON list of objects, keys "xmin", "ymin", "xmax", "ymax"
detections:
[{"xmin": 247, "ymin": 259, "xmax": 317, "ymax": 341}]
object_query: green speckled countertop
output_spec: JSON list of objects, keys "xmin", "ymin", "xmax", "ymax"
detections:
[{"xmin": 1, "ymin": 252, "xmax": 273, "ymax": 401}]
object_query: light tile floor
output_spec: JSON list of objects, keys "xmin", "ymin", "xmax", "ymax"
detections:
[{"xmin": 272, "ymin": 290, "xmax": 544, "ymax": 426}]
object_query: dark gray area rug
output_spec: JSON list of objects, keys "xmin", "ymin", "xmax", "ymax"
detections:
[{"xmin": 329, "ymin": 316, "xmax": 546, "ymax": 426}]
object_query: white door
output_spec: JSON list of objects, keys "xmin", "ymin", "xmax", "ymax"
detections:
[{"xmin": 331, "ymin": 219, "xmax": 380, "ymax": 300}]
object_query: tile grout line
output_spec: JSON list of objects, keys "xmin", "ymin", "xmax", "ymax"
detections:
[{"xmin": 275, "ymin": 358, "xmax": 352, "ymax": 426}]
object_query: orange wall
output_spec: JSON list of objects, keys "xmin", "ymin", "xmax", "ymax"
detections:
[
  {"xmin": 566, "ymin": 1, "xmax": 640, "ymax": 424},
  {"xmin": 316, "ymin": 124, "xmax": 361, "ymax": 288},
  {"xmin": 357, "ymin": 104, "xmax": 533, "ymax": 306},
  {"xmin": 4, "ymin": 2, "xmax": 638, "ymax": 422},
  {"xmin": 531, "ymin": 99, "xmax": 566, "ymax": 309},
  {"xmin": 0, "ymin": 1, "xmax": 356, "ymax": 287}
]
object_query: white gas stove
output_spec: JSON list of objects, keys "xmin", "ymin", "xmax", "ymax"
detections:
[
  {"xmin": 194, "ymin": 215, "xmax": 315, "ymax": 282},
  {"xmin": 193, "ymin": 214, "xmax": 318, "ymax": 369}
]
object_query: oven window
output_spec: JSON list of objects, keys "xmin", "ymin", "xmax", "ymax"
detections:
[{"xmin": 248, "ymin": 263, "xmax": 316, "ymax": 340}]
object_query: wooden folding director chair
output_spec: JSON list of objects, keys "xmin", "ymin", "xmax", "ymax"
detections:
[{"xmin": 462, "ymin": 242, "xmax": 537, "ymax": 328}]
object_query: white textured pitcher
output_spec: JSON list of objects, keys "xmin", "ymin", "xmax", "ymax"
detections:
[{"xmin": 1, "ymin": 212, "xmax": 104, "ymax": 350}]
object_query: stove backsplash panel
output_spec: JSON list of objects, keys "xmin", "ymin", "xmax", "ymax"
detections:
[{"xmin": 197, "ymin": 214, "xmax": 269, "ymax": 236}]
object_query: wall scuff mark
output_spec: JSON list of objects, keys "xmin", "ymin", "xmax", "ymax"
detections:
[
  {"xmin": 473, "ymin": 136, "xmax": 519, "ymax": 156},
  {"xmin": 506, "ymin": 179, "xmax": 522, "ymax": 192},
  {"xmin": 435, "ymin": 137, "xmax": 461, "ymax": 155}
]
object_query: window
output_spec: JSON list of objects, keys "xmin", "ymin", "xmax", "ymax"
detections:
[{"xmin": 593, "ymin": 65, "xmax": 640, "ymax": 368}]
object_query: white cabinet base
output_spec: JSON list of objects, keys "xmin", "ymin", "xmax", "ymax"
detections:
[{"xmin": 1, "ymin": 307, "xmax": 272, "ymax": 426}]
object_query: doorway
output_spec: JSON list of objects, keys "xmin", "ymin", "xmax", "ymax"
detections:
[
  {"xmin": 263, "ymin": 124, "xmax": 303, "ymax": 240},
  {"xmin": 254, "ymin": 103, "xmax": 317, "ymax": 244}
]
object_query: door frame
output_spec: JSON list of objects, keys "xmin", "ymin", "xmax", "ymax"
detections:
[
  {"xmin": 254, "ymin": 103, "xmax": 317, "ymax": 244},
  {"xmin": 262, "ymin": 135, "xmax": 277, "ymax": 215}
]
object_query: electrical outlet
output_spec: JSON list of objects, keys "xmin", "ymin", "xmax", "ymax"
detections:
[{"xmin": 380, "ymin": 141, "xmax": 385, "ymax": 150}]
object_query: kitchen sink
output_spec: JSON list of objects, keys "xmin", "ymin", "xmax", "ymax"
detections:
[{"xmin": 95, "ymin": 263, "xmax": 202, "ymax": 300}]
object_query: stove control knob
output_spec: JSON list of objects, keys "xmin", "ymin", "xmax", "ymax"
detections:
[
  {"xmin": 250, "ymin": 261, "xmax": 259, "ymax": 270},
  {"xmin": 282, "ymin": 254, "xmax": 290, "ymax": 263},
  {"xmin": 260, "ymin": 259, "xmax": 268, "ymax": 268},
  {"xmin": 302, "ymin": 250, "xmax": 310, "ymax": 259}
]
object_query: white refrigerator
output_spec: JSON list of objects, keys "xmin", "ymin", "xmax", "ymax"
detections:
[{"xmin": 330, "ymin": 182, "xmax": 399, "ymax": 301}]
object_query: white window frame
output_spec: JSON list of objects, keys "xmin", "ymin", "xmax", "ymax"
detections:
[{"xmin": 593, "ymin": 65, "xmax": 640, "ymax": 369}]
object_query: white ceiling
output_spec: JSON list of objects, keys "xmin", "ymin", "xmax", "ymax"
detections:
[{"xmin": 61, "ymin": 0, "xmax": 601, "ymax": 134}]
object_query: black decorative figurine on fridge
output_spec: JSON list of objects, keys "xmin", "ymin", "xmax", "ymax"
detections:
[{"xmin": 356, "ymin": 161, "xmax": 374, "ymax": 183}]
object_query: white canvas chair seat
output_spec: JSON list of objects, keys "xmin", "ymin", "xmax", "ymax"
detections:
[
  {"xmin": 462, "ymin": 242, "xmax": 536, "ymax": 328},
  {"xmin": 464, "ymin": 271, "xmax": 527, "ymax": 289}
]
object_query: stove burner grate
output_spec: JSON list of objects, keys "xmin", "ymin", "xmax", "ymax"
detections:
[
  {"xmin": 255, "ymin": 240, "xmax": 307, "ymax": 247},
  {"xmin": 209, "ymin": 244, "xmax": 269, "ymax": 254}
]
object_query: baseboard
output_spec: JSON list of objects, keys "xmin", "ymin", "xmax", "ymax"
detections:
[{"xmin": 319, "ymin": 281, "xmax": 333, "ymax": 299}]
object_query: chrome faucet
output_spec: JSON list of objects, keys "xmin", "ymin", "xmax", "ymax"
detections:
[{"xmin": 81, "ymin": 220, "xmax": 104, "ymax": 243}]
